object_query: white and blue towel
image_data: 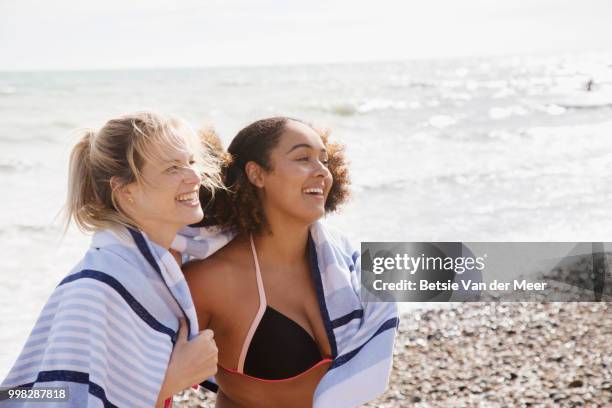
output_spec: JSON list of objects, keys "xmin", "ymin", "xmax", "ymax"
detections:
[
  {"xmin": 172, "ymin": 221, "xmax": 399, "ymax": 408},
  {"xmin": 2, "ymin": 221, "xmax": 397, "ymax": 407},
  {"xmin": 0, "ymin": 227, "xmax": 232, "ymax": 407}
]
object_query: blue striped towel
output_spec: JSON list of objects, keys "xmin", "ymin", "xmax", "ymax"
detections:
[
  {"xmin": 171, "ymin": 221, "xmax": 399, "ymax": 408},
  {"xmin": 1, "ymin": 227, "xmax": 232, "ymax": 407}
]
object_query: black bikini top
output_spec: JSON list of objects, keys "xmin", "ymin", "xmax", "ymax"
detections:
[{"xmin": 221, "ymin": 235, "xmax": 331, "ymax": 381}]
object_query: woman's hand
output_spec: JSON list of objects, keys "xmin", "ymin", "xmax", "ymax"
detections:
[{"xmin": 156, "ymin": 318, "xmax": 218, "ymax": 407}]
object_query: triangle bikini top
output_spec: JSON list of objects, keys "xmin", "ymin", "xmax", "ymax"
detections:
[{"xmin": 218, "ymin": 235, "xmax": 332, "ymax": 381}]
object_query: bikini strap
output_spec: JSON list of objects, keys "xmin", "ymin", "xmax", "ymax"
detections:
[{"xmin": 237, "ymin": 235, "xmax": 268, "ymax": 373}]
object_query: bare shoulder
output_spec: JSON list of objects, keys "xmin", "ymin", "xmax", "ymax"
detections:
[{"xmin": 182, "ymin": 235, "xmax": 251, "ymax": 312}]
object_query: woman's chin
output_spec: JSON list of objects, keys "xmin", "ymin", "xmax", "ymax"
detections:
[
  {"xmin": 191, "ymin": 213, "xmax": 205, "ymax": 225},
  {"xmin": 182, "ymin": 210, "xmax": 204, "ymax": 226},
  {"xmin": 300, "ymin": 209, "xmax": 326, "ymax": 225}
]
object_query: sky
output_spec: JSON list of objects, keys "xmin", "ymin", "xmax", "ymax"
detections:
[{"xmin": 1, "ymin": 0, "xmax": 611, "ymax": 70}]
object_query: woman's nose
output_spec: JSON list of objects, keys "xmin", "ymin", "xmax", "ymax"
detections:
[
  {"xmin": 183, "ymin": 166, "xmax": 202, "ymax": 184},
  {"xmin": 313, "ymin": 159, "xmax": 330, "ymax": 178}
]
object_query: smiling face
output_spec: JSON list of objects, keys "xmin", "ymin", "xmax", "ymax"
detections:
[
  {"xmin": 121, "ymin": 132, "xmax": 204, "ymax": 243},
  {"xmin": 251, "ymin": 120, "xmax": 333, "ymax": 226}
]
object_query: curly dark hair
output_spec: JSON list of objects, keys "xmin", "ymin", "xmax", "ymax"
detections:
[{"xmin": 194, "ymin": 117, "xmax": 350, "ymax": 235}]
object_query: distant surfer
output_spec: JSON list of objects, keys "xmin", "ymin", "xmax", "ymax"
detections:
[{"xmin": 586, "ymin": 78, "xmax": 594, "ymax": 92}]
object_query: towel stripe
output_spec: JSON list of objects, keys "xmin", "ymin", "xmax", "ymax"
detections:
[
  {"xmin": 60, "ymin": 270, "xmax": 175, "ymax": 341},
  {"xmin": 128, "ymin": 228, "xmax": 192, "ymax": 340},
  {"xmin": 331, "ymin": 317, "xmax": 398, "ymax": 369},
  {"xmin": 331, "ymin": 309, "xmax": 364, "ymax": 329},
  {"xmin": 308, "ymin": 233, "xmax": 339, "ymax": 358}
]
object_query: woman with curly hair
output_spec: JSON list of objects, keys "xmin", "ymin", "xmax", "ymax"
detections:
[{"xmin": 178, "ymin": 117, "xmax": 398, "ymax": 408}]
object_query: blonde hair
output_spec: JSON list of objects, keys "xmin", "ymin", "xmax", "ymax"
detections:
[{"xmin": 65, "ymin": 111, "xmax": 223, "ymax": 232}]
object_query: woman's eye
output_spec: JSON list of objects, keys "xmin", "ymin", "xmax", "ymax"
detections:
[
  {"xmin": 189, "ymin": 160, "xmax": 196, "ymax": 165},
  {"xmin": 297, "ymin": 157, "xmax": 309, "ymax": 161}
]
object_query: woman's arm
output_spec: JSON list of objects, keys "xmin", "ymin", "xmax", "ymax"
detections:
[
  {"xmin": 155, "ymin": 319, "xmax": 218, "ymax": 407},
  {"xmin": 155, "ymin": 257, "xmax": 228, "ymax": 406},
  {"xmin": 2, "ymin": 270, "xmax": 190, "ymax": 407}
]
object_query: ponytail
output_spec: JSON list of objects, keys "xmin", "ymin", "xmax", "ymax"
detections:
[{"xmin": 64, "ymin": 129, "xmax": 96, "ymax": 232}]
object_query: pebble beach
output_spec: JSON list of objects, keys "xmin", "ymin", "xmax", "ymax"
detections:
[{"xmin": 174, "ymin": 302, "xmax": 611, "ymax": 407}]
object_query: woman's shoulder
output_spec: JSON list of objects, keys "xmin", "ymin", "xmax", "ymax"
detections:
[
  {"xmin": 184, "ymin": 235, "xmax": 247, "ymax": 276},
  {"xmin": 183, "ymin": 235, "xmax": 251, "ymax": 304}
]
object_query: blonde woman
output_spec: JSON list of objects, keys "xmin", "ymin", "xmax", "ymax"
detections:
[{"xmin": 1, "ymin": 112, "xmax": 225, "ymax": 407}]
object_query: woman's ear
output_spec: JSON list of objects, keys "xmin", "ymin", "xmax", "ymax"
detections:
[
  {"xmin": 110, "ymin": 176, "xmax": 133, "ymax": 204},
  {"xmin": 245, "ymin": 161, "xmax": 265, "ymax": 188}
]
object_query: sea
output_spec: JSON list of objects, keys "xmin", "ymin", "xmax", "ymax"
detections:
[{"xmin": 2, "ymin": 52, "xmax": 612, "ymax": 378}]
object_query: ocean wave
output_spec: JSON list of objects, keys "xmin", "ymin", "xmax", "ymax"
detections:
[
  {"xmin": 218, "ymin": 78, "xmax": 254, "ymax": 87},
  {"xmin": 51, "ymin": 120, "xmax": 78, "ymax": 129},
  {"xmin": 353, "ymin": 172, "xmax": 497, "ymax": 194},
  {"xmin": 427, "ymin": 115, "xmax": 457, "ymax": 129},
  {"xmin": 353, "ymin": 161, "xmax": 588, "ymax": 194},
  {"xmin": 488, "ymin": 105, "xmax": 530, "ymax": 120},
  {"xmin": 0, "ymin": 124, "xmax": 66, "ymax": 143},
  {"xmin": 0, "ymin": 159, "xmax": 34, "ymax": 173},
  {"xmin": 0, "ymin": 224, "xmax": 61, "ymax": 238},
  {"xmin": 409, "ymin": 80, "xmax": 437, "ymax": 88},
  {"xmin": 0, "ymin": 86, "xmax": 17, "ymax": 96},
  {"xmin": 354, "ymin": 178, "xmax": 410, "ymax": 192},
  {"xmin": 554, "ymin": 91, "xmax": 612, "ymax": 110},
  {"xmin": 556, "ymin": 100, "xmax": 612, "ymax": 110},
  {"xmin": 0, "ymin": 133, "xmax": 59, "ymax": 143},
  {"xmin": 14, "ymin": 224, "xmax": 60, "ymax": 234},
  {"xmin": 308, "ymin": 99, "xmax": 412, "ymax": 116}
]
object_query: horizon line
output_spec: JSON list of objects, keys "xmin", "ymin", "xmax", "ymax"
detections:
[{"xmin": 1, "ymin": 49, "xmax": 609, "ymax": 74}]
